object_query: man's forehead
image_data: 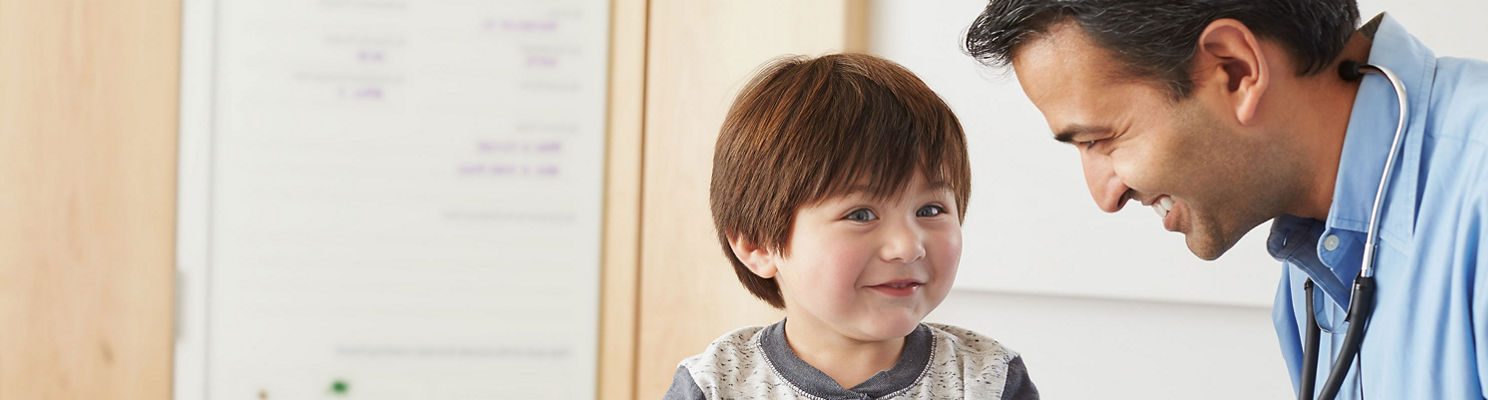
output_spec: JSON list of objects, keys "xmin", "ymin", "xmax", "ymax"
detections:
[
  {"xmin": 1011, "ymin": 23, "xmax": 1110, "ymax": 84},
  {"xmin": 1007, "ymin": 23, "xmax": 1140, "ymax": 137},
  {"xmin": 1011, "ymin": 21, "xmax": 1181, "ymax": 101},
  {"xmin": 1010, "ymin": 21, "xmax": 1091, "ymax": 64}
]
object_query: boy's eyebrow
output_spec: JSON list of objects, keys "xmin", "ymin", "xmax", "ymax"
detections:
[{"xmin": 1053, "ymin": 124, "xmax": 1110, "ymax": 143}]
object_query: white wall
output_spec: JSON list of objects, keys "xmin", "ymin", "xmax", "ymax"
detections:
[
  {"xmin": 929, "ymin": 291, "xmax": 1287, "ymax": 399},
  {"xmin": 870, "ymin": 0, "xmax": 1488, "ymax": 399}
]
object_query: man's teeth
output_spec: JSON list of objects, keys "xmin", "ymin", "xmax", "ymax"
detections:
[{"xmin": 1152, "ymin": 196, "xmax": 1174, "ymax": 219}]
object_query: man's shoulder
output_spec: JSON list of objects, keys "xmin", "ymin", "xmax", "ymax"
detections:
[
  {"xmin": 1416, "ymin": 57, "xmax": 1488, "ymax": 201},
  {"xmin": 1427, "ymin": 56, "xmax": 1488, "ymax": 141},
  {"xmin": 1434, "ymin": 56, "xmax": 1488, "ymax": 88}
]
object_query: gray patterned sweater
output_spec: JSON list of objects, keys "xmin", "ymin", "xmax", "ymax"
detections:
[{"xmin": 664, "ymin": 321, "xmax": 1038, "ymax": 399}]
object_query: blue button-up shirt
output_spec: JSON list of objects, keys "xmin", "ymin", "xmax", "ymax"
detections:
[{"xmin": 1268, "ymin": 13, "xmax": 1488, "ymax": 399}]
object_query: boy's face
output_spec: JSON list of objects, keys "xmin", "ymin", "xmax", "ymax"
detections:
[{"xmin": 770, "ymin": 172, "xmax": 962, "ymax": 342}]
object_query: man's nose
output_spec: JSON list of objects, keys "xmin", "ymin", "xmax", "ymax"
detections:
[{"xmin": 1081, "ymin": 152, "xmax": 1130, "ymax": 213}]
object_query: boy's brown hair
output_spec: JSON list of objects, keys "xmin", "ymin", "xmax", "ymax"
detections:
[{"xmin": 709, "ymin": 53, "xmax": 971, "ymax": 309}]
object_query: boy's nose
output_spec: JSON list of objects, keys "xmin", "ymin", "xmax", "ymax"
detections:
[{"xmin": 880, "ymin": 220, "xmax": 926, "ymax": 263}]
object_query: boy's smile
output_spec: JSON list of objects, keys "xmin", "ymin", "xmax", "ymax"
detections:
[{"xmin": 867, "ymin": 279, "xmax": 924, "ymax": 297}]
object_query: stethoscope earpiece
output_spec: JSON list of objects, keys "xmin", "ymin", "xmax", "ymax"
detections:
[{"xmin": 1339, "ymin": 60, "xmax": 1366, "ymax": 81}]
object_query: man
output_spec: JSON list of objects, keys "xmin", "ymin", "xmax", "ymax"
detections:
[{"xmin": 964, "ymin": 0, "xmax": 1488, "ymax": 398}]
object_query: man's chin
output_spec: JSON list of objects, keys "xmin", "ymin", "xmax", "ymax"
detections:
[{"xmin": 1184, "ymin": 235, "xmax": 1237, "ymax": 261}]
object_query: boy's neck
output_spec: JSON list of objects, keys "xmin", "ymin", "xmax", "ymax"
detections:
[{"xmin": 782, "ymin": 317, "xmax": 907, "ymax": 390}]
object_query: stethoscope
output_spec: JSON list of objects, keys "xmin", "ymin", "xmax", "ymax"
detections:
[{"xmin": 1298, "ymin": 60, "xmax": 1410, "ymax": 400}]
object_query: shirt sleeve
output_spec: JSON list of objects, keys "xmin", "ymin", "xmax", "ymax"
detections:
[
  {"xmin": 1000, "ymin": 355, "xmax": 1040, "ymax": 400},
  {"xmin": 662, "ymin": 365, "xmax": 706, "ymax": 400}
]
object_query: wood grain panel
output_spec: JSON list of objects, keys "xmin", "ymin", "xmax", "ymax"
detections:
[
  {"xmin": 599, "ymin": 0, "xmax": 647, "ymax": 398},
  {"xmin": 0, "ymin": 0, "xmax": 180, "ymax": 399}
]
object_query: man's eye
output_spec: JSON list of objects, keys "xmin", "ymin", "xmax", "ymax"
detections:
[
  {"xmin": 917, "ymin": 205, "xmax": 945, "ymax": 217},
  {"xmin": 845, "ymin": 208, "xmax": 877, "ymax": 221},
  {"xmin": 1080, "ymin": 139, "xmax": 1103, "ymax": 149}
]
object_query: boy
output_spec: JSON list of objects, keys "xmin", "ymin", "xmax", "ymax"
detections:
[{"xmin": 665, "ymin": 54, "xmax": 1038, "ymax": 399}]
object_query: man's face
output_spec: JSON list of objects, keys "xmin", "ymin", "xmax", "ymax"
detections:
[{"xmin": 1009, "ymin": 22, "xmax": 1298, "ymax": 260}]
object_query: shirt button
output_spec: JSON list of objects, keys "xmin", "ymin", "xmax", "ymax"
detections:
[{"xmin": 1323, "ymin": 235, "xmax": 1340, "ymax": 251}]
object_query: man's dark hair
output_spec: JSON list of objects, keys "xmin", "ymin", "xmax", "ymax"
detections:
[{"xmin": 965, "ymin": 0, "xmax": 1360, "ymax": 98}]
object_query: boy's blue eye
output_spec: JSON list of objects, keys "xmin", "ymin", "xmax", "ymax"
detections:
[
  {"xmin": 917, "ymin": 205, "xmax": 945, "ymax": 217},
  {"xmin": 845, "ymin": 208, "xmax": 877, "ymax": 222}
]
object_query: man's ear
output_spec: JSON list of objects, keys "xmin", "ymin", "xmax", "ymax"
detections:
[
  {"xmin": 1195, "ymin": 18, "xmax": 1269, "ymax": 125},
  {"xmin": 727, "ymin": 233, "xmax": 778, "ymax": 279}
]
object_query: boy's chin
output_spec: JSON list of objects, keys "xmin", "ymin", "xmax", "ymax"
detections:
[{"xmin": 855, "ymin": 312, "xmax": 924, "ymax": 339}]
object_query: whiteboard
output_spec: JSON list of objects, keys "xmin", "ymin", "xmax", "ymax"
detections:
[
  {"xmin": 175, "ymin": 0, "xmax": 609, "ymax": 398},
  {"xmin": 868, "ymin": 0, "xmax": 1488, "ymax": 308}
]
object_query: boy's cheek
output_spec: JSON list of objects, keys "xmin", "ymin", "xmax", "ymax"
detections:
[
  {"xmin": 932, "ymin": 229, "xmax": 964, "ymax": 256},
  {"xmin": 929, "ymin": 231, "xmax": 963, "ymax": 278}
]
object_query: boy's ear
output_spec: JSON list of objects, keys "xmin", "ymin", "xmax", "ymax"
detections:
[{"xmin": 727, "ymin": 233, "xmax": 778, "ymax": 279}]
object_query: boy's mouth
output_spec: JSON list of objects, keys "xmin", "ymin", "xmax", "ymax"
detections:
[{"xmin": 868, "ymin": 280, "xmax": 923, "ymax": 297}]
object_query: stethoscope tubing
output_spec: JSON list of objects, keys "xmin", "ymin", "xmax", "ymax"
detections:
[
  {"xmin": 1358, "ymin": 62, "xmax": 1410, "ymax": 280},
  {"xmin": 1302, "ymin": 61, "xmax": 1408, "ymax": 400}
]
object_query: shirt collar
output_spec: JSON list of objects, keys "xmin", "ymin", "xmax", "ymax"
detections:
[
  {"xmin": 1327, "ymin": 13, "xmax": 1434, "ymax": 239},
  {"xmin": 1268, "ymin": 215, "xmax": 1351, "ymax": 307},
  {"xmin": 760, "ymin": 320, "xmax": 933, "ymax": 398}
]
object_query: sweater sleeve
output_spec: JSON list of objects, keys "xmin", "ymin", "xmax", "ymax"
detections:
[
  {"xmin": 662, "ymin": 365, "xmax": 706, "ymax": 400},
  {"xmin": 1000, "ymin": 355, "xmax": 1040, "ymax": 400}
]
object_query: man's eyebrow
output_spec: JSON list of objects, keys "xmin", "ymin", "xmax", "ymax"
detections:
[{"xmin": 1053, "ymin": 124, "xmax": 1111, "ymax": 143}]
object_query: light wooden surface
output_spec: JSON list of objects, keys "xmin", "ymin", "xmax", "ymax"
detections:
[
  {"xmin": 635, "ymin": 1, "xmax": 856, "ymax": 398},
  {"xmin": 0, "ymin": 0, "xmax": 181, "ymax": 399},
  {"xmin": 600, "ymin": 0, "xmax": 648, "ymax": 398}
]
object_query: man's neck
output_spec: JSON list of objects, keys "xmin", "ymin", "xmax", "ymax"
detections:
[
  {"xmin": 1288, "ymin": 30, "xmax": 1374, "ymax": 220},
  {"xmin": 782, "ymin": 316, "xmax": 905, "ymax": 390}
]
